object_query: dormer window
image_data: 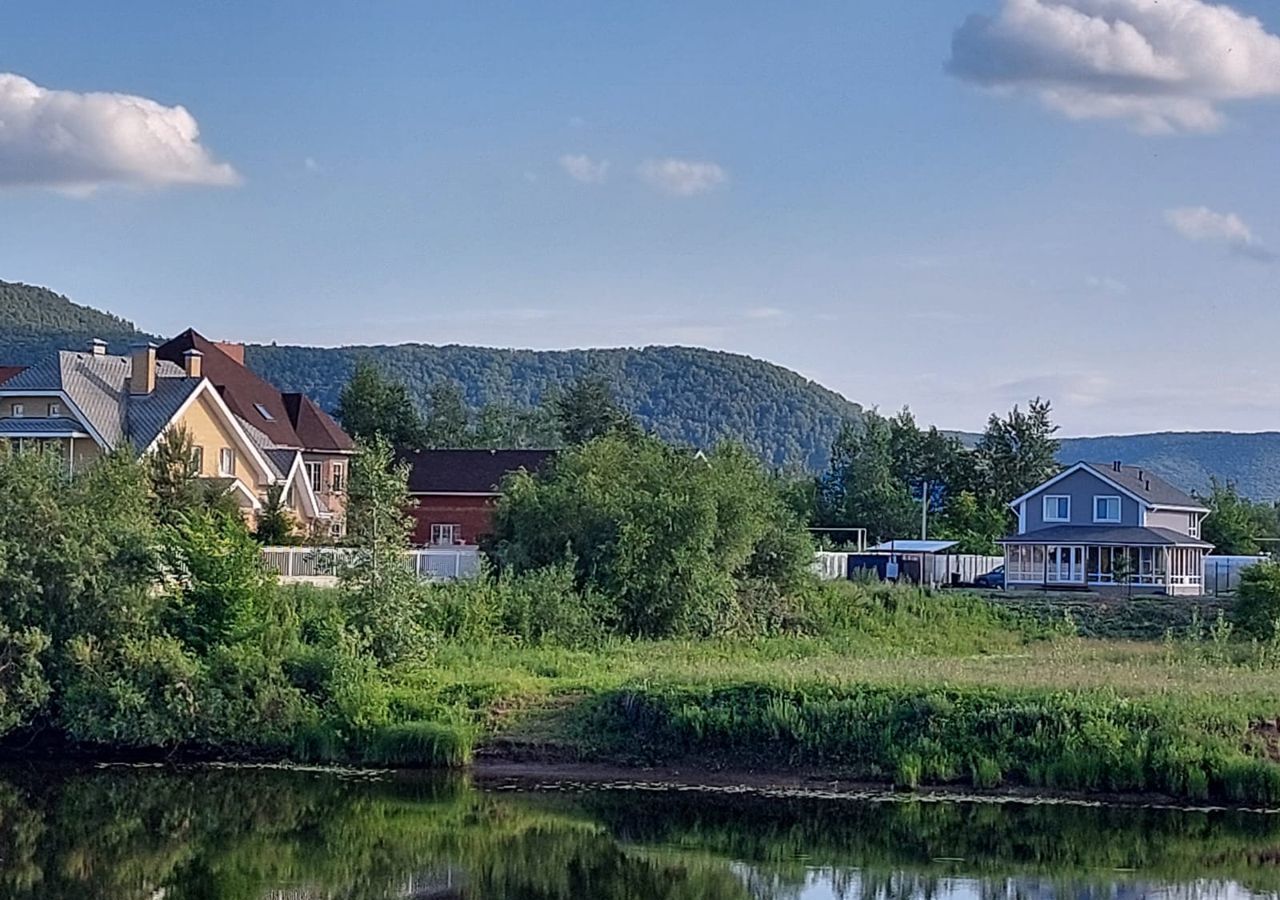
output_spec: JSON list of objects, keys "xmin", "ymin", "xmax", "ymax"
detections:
[
  {"xmin": 1093, "ymin": 496, "xmax": 1122, "ymax": 524},
  {"xmin": 254, "ymin": 403, "xmax": 276, "ymax": 422},
  {"xmin": 1043, "ymin": 495, "xmax": 1070, "ymax": 523}
]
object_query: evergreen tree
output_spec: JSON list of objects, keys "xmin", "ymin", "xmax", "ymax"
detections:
[
  {"xmin": 422, "ymin": 380, "xmax": 472, "ymax": 448},
  {"xmin": 335, "ymin": 361, "xmax": 427, "ymax": 450},
  {"xmin": 148, "ymin": 426, "xmax": 203, "ymax": 523},
  {"xmin": 253, "ymin": 484, "xmax": 295, "ymax": 545},
  {"xmin": 551, "ymin": 376, "xmax": 636, "ymax": 445},
  {"xmin": 817, "ymin": 414, "xmax": 917, "ymax": 542}
]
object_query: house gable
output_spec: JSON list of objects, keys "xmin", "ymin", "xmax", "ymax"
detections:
[{"xmin": 1016, "ymin": 465, "xmax": 1145, "ymax": 534}]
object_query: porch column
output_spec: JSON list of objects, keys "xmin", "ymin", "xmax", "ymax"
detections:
[{"xmin": 1163, "ymin": 547, "xmax": 1171, "ymax": 594}]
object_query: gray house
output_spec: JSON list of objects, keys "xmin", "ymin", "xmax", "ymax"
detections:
[{"xmin": 999, "ymin": 461, "xmax": 1211, "ymax": 595}]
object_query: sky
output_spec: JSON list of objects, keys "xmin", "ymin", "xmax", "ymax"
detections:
[{"xmin": 2, "ymin": 0, "xmax": 1279, "ymax": 436}]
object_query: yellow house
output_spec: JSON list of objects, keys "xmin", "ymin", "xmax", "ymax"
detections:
[{"xmin": 0, "ymin": 339, "xmax": 328, "ymax": 531}]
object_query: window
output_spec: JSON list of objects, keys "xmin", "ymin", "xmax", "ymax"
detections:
[
  {"xmin": 47, "ymin": 403, "xmax": 60, "ymax": 417},
  {"xmin": 218, "ymin": 447, "xmax": 236, "ymax": 476},
  {"xmin": 1043, "ymin": 495, "xmax": 1070, "ymax": 522},
  {"xmin": 254, "ymin": 403, "xmax": 276, "ymax": 421},
  {"xmin": 10, "ymin": 403, "xmax": 23, "ymax": 418},
  {"xmin": 192, "ymin": 446, "xmax": 205, "ymax": 474},
  {"xmin": 330, "ymin": 521, "xmax": 345, "ymax": 539},
  {"xmin": 1189, "ymin": 513, "xmax": 1201, "ymax": 539},
  {"xmin": 331, "ymin": 463, "xmax": 345, "ymax": 493},
  {"xmin": 430, "ymin": 524, "xmax": 461, "ymax": 546},
  {"xmin": 306, "ymin": 462, "xmax": 323, "ymax": 492},
  {"xmin": 1093, "ymin": 495, "xmax": 1121, "ymax": 523}
]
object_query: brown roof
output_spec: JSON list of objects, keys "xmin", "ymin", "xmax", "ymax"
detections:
[
  {"xmin": 283, "ymin": 392, "xmax": 355, "ymax": 452},
  {"xmin": 0, "ymin": 366, "xmax": 26, "ymax": 385},
  {"xmin": 400, "ymin": 448, "xmax": 555, "ymax": 494},
  {"xmin": 157, "ymin": 329, "xmax": 353, "ymax": 452}
]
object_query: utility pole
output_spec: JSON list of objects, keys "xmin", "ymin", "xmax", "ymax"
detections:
[{"xmin": 920, "ymin": 479, "xmax": 929, "ymax": 541}]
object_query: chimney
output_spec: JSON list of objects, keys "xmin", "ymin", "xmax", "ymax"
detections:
[
  {"xmin": 1145, "ymin": 479, "xmax": 1151, "ymax": 492},
  {"xmin": 1137, "ymin": 469, "xmax": 1144, "ymax": 482},
  {"xmin": 88, "ymin": 338, "xmax": 107, "ymax": 356},
  {"xmin": 129, "ymin": 342, "xmax": 157, "ymax": 395},
  {"xmin": 183, "ymin": 348, "xmax": 203, "ymax": 379},
  {"xmin": 214, "ymin": 341, "xmax": 245, "ymax": 366},
  {"xmin": 1113, "ymin": 460, "xmax": 1122, "ymax": 472}
]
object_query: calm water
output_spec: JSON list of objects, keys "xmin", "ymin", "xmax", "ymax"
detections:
[{"xmin": 0, "ymin": 766, "xmax": 1278, "ymax": 899}]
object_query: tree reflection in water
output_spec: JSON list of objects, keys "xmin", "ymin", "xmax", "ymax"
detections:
[{"xmin": 0, "ymin": 767, "xmax": 1277, "ymax": 899}]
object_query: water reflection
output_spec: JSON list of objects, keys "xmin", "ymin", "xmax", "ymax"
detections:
[{"xmin": 0, "ymin": 765, "xmax": 1275, "ymax": 899}]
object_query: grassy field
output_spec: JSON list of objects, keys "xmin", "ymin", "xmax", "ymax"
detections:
[{"xmin": 382, "ymin": 586, "xmax": 1280, "ymax": 802}]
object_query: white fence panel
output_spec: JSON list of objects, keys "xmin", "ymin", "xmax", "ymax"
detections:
[
  {"xmin": 812, "ymin": 552, "xmax": 851, "ymax": 581},
  {"xmin": 262, "ymin": 547, "xmax": 481, "ymax": 584}
]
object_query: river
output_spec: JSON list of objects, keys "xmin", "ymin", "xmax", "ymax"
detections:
[{"xmin": 0, "ymin": 764, "xmax": 1277, "ymax": 898}]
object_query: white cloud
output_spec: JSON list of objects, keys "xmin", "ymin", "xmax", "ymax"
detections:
[
  {"xmin": 0, "ymin": 72, "xmax": 239, "ymax": 193},
  {"xmin": 638, "ymin": 158, "xmax": 728, "ymax": 196},
  {"xmin": 948, "ymin": 0, "xmax": 1280, "ymax": 133},
  {"xmin": 1085, "ymin": 275, "xmax": 1129, "ymax": 295},
  {"xmin": 304, "ymin": 157, "xmax": 321, "ymax": 173},
  {"xmin": 744, "ymin": 306, "xmax": 784, "ymax": 320},
  {"xmin": 1165, "ymin": 206, "xmax": 1274, "ymax": 261},
  {"xmin": 558, "ymin": 153, "xmax": 609, "ymax": 184}
]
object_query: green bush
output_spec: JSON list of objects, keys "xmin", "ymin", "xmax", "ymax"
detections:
[
  {"xmin": 359, "ymin": 722, "xmax": 473, "ymax": 767},
  {"xmin": 1236, "ymin": 561, "xmax": 1280, "ymax": 638}
]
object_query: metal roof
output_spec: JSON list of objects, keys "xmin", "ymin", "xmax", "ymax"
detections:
[
  {"xmin": 867, "ymin": 540, "xmax": 960, "ymax": 554},
  {"xmin": 0, "ymin": 417, "xmax": 90, "ymax": 436},
  {"xmin": 1082, "ymin": 462, "xmax": 1204, "ymax": 509},
  {"xmin": 999, "ymin": 525, "xmax": 1212, "ymax": 549}
]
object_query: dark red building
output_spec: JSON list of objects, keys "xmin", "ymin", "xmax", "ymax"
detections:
[{"xmin": 401, "ymin": 448, "xmax": 555, "ymax": 547}]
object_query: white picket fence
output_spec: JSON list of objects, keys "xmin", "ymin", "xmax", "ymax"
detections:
[{"xmin": 261, "ymin": 546, "xmax": 481, "ymax": 584}]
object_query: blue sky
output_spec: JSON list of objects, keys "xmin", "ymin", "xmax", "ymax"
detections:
[{"xmin": 2, "ymin": 0, "xmax": 1279, "ymax": 435}]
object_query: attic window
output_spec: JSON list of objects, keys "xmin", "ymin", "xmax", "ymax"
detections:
[{"xmin": 254, "ymin": 403, "xmax": 275, "ymax": 422}]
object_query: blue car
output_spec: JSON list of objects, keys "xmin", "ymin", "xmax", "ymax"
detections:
[{"xmin": 974, "ymin": 566, "xmax": 1004, "ymax": 589}]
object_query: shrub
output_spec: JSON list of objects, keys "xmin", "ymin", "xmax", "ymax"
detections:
[
  {"xmin": 1236, "ymin": 561, "xmax": 1280, "ymax": 639},
  {"xmin": 359, "ymin": 722, "xmax": 473, "ymax": 767}
]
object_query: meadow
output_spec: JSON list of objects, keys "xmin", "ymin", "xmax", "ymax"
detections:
[{"xmin": 376, "ymin": 582, "xmax": 1280, "ymax": 803}]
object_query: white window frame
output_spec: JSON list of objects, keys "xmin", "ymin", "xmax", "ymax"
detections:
[
  {"xmin": 1093, "ymin": 495, "xmax": 1122, "ymax": 524},
  {"xmin": 430, "ymin": 523, "xmax": 461, "ymax": 546},
  {"xmin": 306, "ymin": 461, "xmax": 323, "ymax": 492},
  {"xmin": 11, "ymin": 403, "xmax": 23, "ymax": 418},
  {"xmin": 192, "ymin": 446, "xmax": 204, "ymax": 474},
  {"xmin": 330, "ymin": 521, "xmax": 345, "ymax": 539},
  {"xmin": 1189, "ymin": 513, "xmax": 1201, "ymax": 539},
  {"xmin": 331, "ymin": 462, "xmax": 345, "ymax": 493},
  {"xmin": 1042, "ymin": 495, "xmax": 1070, "ymax": 523},
  {"xmin": 47, "ymin": 402, "xmax": 60, "ymax": 417},
  {"xmin": 218, "ymin": 447, "xmax": 236, "ymax": 477}
]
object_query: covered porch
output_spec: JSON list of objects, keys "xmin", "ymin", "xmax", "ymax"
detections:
[{"xmin": 1001, "ymin": 528, "xmax": 1211, "ymax": 596}]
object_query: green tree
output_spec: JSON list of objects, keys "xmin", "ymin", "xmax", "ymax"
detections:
[
  {"xmin": 975, "ymin": 398, "xmax": 1061, "ymax": 507},
  {"xmin": 335, "ymin": 361, "xmax": 427, "ymax": 450},
  {"xmin": 817, "ymin": 414, "xmax": 916, "ymax": 543},
  {"xmin": 147, "ymin": 426, "xmax": 204, "ymax": 523},
  {"xmin": 934, "ymin": 490, "xmax": 1007, "ymax": 555},
  {"xmin": 550, "ymin": 376, "xmax": 636, "ymax": 445},
  {"xmin": 253, "ymin": 484, "xmax": 296, "ymax": 545},
  {"xmin": 340, "ymin": 437, "xmax": 424, "ymax": 664},
  {"xmin": 422, "ymin": 380, "xmax": 473, "ymax": 448},
  {"xmin": 491, "ymin": 433, "xmax": 812, "ymax": 638},
  {"xmin": 1199, "ymin": 479, "xmax": 1260, "ymax": 555},
  {"xmin": 1237, "ymin": 561, "xmax": 1280, "ymax": 638}
]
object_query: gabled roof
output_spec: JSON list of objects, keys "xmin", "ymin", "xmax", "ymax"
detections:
[
  {"xmin": 1008, "ymin": 461, "xmax": 1206, "ymax": 512},
  {"xmin": 157, "ymin": 330, "xmax": 301, "ymax": 449},
  {"xmin": 1, "ymin": 350, "xmax": 200, "ymax": 451},
  {"xmin": 1081, "ymin": 462, "xmax": 1204, "ymax": 510},
  {"xmin": 400, "ymin": 448, "xmax": 556, "ymax": 494},
  {"xmin": 282, "ymin": 392, "xmax": 355, "ymax": 452}
]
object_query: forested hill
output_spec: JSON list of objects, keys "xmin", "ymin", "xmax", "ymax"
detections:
[
  {"xmin": 1058, "ymin": 432, "xmax": 1280, "ymax": 501},
  {"xmin": 3, "ymin": 277, "xmax": 1280, "ymax": 490},
  {"xmin": 0, "ymin": 280, "xmax": 143, "ymax": 357},
  {"xmin": 248, "ymin": 343, "xmax": 862, "ymax": 469}
]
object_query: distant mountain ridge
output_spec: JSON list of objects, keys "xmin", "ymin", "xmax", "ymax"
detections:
[{"xmin": 0, "ymin": 278, "xmax": 1278, "ymax": 496}]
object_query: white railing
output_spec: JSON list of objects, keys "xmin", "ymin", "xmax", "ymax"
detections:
[{"xmin": 261, "ymin": 546, "xmax": 481, "ymax": 583}]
